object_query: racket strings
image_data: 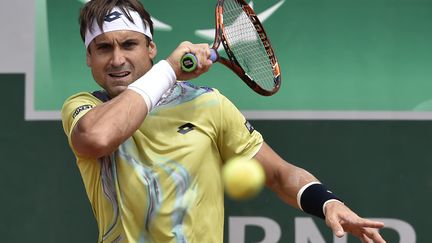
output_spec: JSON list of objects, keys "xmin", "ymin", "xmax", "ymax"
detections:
[{"xmin": 223, "ymin": 0, "xmax": 276, "ymax": 91}]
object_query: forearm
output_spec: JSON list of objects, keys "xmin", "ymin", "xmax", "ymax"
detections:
[
  {"xmin": 254, "ymin": 142, "xmax": 319, "ymax": 208},
  {"xmin": 266, "ymin": 156, "xmax": 344, "ymax": 217},
  {"xmin": 268, "ymin": 163, "xmax": 318, "ymax": 209},
  {"xmin": 72, "ymin": 89, "xmax": 147, "ymax": 158}
]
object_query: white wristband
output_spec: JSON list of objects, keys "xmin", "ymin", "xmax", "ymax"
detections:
[{"xmin": 127, "ymin": 60, "xmax": 176, "ymax": 111}]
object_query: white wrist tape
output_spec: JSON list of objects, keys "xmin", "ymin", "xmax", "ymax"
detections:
[{"xmin": 128, "ymin": 60, "xmax": 176, "ymax": 111}]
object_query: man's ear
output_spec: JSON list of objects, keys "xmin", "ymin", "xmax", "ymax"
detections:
[
  {"xmin": 148, "ymin": 41, "xmax": 157, "ymax": 59},
  {"xmin": 86, "ymin": 50, "xmax": 92, "ymax": 67}
]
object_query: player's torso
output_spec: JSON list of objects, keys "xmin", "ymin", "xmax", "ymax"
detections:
[{"xmin": 101, "ymin": 82, "xmax": 225, "ymax": 242}]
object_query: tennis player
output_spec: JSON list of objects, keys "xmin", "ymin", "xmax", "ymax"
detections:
[{"xmin": 61, "ymin": 0, "xmax": 386, "ymax": 242}]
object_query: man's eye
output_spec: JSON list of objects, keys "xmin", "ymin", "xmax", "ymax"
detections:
[
  {"xmin": 123, "ymin": 42, "xmax": 137, "ymax": 49},
  {"xmin": 96, "ymin": 44, "xmax": 111, "ymax": 51}
]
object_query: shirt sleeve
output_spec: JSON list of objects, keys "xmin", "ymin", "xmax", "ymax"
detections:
[
  {"xmin": 61, "ymin": 92, "xmax": 101, "ymax": 144},
  {"xmin": 214, "ymin": 90, "xmax": 263, "ymax": 162}
]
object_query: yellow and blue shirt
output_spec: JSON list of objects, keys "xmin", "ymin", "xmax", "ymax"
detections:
[{"xmin": 61, "ymin": 82, "xmax": 263, "ymax": 243}]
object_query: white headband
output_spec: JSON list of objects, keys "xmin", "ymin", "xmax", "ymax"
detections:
[{"xmin": 84, "ymin": 7, "xmax": 152, "ymax": 48}]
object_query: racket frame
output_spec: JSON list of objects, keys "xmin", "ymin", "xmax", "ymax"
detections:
[{"xmin": 212, "ymin": 0, "xmax": 281, "ymax": 96}]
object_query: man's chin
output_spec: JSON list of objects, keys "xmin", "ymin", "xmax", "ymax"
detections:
[{"xmin": 107, "ymin": 86, "xmax": 128, "ymax": 97}]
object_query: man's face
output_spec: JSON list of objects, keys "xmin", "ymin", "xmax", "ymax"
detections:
[{"xmin": 86, "ymin": 30, "xmax": 157, "ymax": 98}]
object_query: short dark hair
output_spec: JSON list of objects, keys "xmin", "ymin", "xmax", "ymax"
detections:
[{"xmin": 79, "ymin": 0, "xmax": 153, "ymax": 44}]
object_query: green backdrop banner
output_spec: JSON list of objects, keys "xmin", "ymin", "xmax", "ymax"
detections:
[
  {"xmin": 2, "ymin": 1, "xmax": 432, "ymax": 241},
  {"xmin": 33, "ymin": 0, "xmax": 432, "ymax": 119}
]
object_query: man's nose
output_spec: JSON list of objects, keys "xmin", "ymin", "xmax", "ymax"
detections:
[{"xmin": 111, "ymin": 48, "xmax": 126, "ymax": 66}]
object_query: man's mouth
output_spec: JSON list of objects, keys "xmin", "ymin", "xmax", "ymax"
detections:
[{"xmin": 109, "ymin": 71, "xmax": 131, "ymax": 78}]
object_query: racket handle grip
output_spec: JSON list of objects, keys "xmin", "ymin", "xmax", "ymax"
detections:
[{"xmin": 181, "ymin": 49, "xmax": 218, "ymax": 72}]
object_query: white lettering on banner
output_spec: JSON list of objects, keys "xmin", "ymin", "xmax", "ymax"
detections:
[
  {"xmin": 229, "ymin": 216, "xmax": 416, "ymax": 243},
  {"xmin": 370, "ymin": 218, "xmax": 416, "ymax": 243},
  {"xmin": 294, "ymin": 218, "xmax": 349, "ymax": 243},
  {"xmin": 229, "ymin": 217, "xmax": 281, "ymax": 243},
  {"xmin": 295, "ymin": 217, "xmax": 327, "ymax": 243}
]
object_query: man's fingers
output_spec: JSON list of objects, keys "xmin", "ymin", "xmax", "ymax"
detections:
[
  {"xmin": 359, "ymin": 218, "xmax": 385, "ymax": 229},
  {"xmin": 168, "ymin": 42, "xmax": 213, "ymax": 80},
  {"xmin": 326, "ymin": 216, "xmax": 345, "ymax": 238},
  {"xmin": 363, "ymin": 228, "xmax": 387, "ymax": 243},
  {"xmin": 360, "ymin": 233, "xmax": 369, "ymax": 243},
  {"xmin": 324, "ymin": 202, "xmax": 386, "ymax": 242},
  {"xmin": 195, "ymin": 44, "xmax": 211, "ymax": 68}
]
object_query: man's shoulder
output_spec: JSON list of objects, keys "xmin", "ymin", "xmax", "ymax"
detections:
[
  {"xmin": 61, "ymin": 91, "xmax": 102, "ymax": 120},
  {"xmin": 64, "ymin": 91, "xmax": 102, "ymax": 103},
  {"xmin": 62, "ymin": 91, "xmax": 110, "ymax": 110}
]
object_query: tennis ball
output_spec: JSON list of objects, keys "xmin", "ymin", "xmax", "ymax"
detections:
[{"xmin": 222, "ymin": 157, "xmax": 266, "ymax": 200}]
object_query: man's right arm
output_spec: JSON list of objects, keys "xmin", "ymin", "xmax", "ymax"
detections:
[{"xmin": 71, "ymin": 89, "xmax": 148, "ymax": 158}]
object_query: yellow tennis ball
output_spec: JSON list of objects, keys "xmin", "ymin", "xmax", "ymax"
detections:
[{"xmin": 222, "ymin": 157, "xmax": 266, "ymax": 200}]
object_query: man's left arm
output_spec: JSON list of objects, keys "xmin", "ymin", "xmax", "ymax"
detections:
[{"xmin": 254, "ymin": 142, "xmax": 386, "ymax": 243}]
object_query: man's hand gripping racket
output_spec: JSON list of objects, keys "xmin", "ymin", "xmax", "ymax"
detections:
[{"xmin": 181, "ymin": 0, "xmax": 281, "ymax": 96}]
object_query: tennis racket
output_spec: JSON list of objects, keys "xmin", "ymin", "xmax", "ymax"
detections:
[{"xmin": 180, "ymin": 0, "xmax": 281, "ymax": 96}]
